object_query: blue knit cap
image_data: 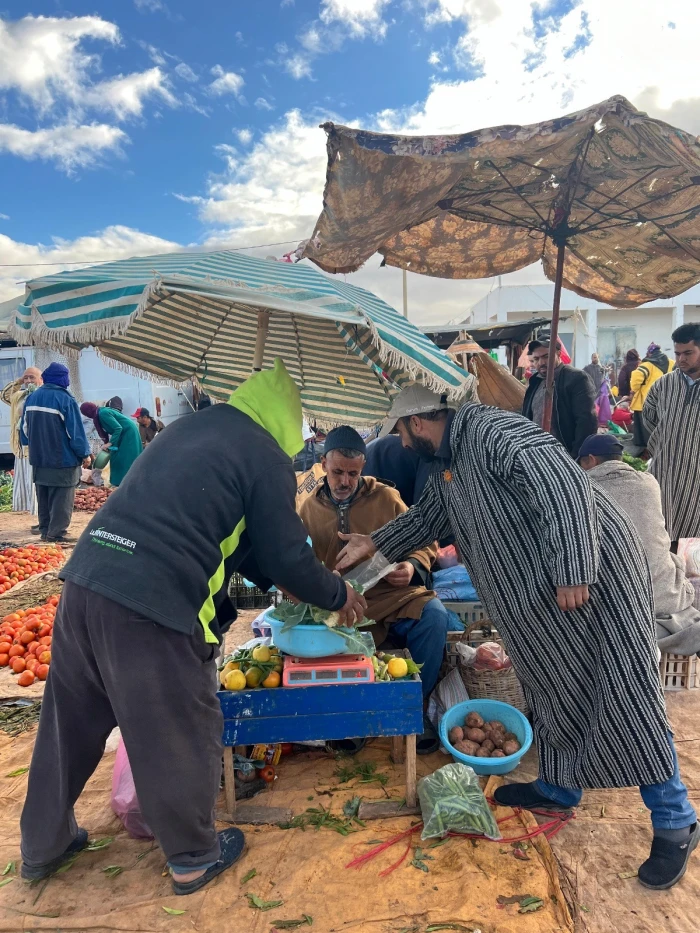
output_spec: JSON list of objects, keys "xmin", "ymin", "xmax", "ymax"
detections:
[
  {"xmin": 41, "ymin": 363, "xmax": 70, "ymax": 388},
  {"xmin": 323, "ymin": 425, "xmax": 366, "ymax": 457}
]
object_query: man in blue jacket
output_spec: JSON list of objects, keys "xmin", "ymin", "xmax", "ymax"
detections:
[{"xmin": 21, "ymin": 363, "xmax": 90, "ymax": 543}]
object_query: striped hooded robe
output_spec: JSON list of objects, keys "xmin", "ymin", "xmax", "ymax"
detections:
[
  {"xmin": 372, "ymin": 405, "xmax": 673, "ymax": 789},
  {"xmin": 644, "ymin": 369, "xmax": 700, "ymax": 542}
]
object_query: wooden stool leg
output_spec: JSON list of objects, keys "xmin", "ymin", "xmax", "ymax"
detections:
[
  {"xmin": 223, "ymin": 746, "xmax": 236, "ymax": 817},
  {"xmin": 390, "ymin": 736, "xmax": 405, "ymax": 765},
  {"xmin": 405, "ymin": 734, "xmax": 417, "ymax": 808}
]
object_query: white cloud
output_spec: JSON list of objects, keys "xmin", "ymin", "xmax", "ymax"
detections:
[
  {"xmin": 0, "ymin": 213, "xmax": 9, "ymax": 221},
  {"xmin": 255, "ymin": 97, "xmax": 274, "ymax": 111},
  {"xmin": 0, "ymin": 14, "xmax": 120, "ymax": 112},
  {"xmin": 85, "ymin": 68, "xmax": 177, "ymax": 120},
  {"xmin": 285, "ymin": 54, "xmax": 313, "ymax": 80},
  {"xmin": 134, "ymin": 0, "xmax": 167, "ymax": 12},
  {"xmin": 0, "ymin": 225, "xmax": 180, "ymax": 303},
  {"xmin": 0, "ymin": 122, "xmax": 127, "ymax": 172},
  {"xmin": 208, "ymin": 65, "xmax": 245, "ymax": 98},
  {"xmin": 237, "ymin": 128, "xmax": 253, "ymax": 145},
  {"xmin": 319, "ymin": 0, "xmax": 391, "ymax": 38},
  {"xmin": 428, "ymin": 50, "xmax": 441, "ymax": 65},
  {"xmin": 174, "ymin": 62, "xmax": 198, "ymax": 83}
]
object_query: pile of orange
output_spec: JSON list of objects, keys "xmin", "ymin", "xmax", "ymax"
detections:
[
  {"xmin": 0, "ymin": 594, "xmax": 59, "ymax": 686},
  {"xmin": 0, "ymin": 545, "xmax": 63, "ymax": 594}
]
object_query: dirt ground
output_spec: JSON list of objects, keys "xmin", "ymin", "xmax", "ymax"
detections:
[{"xmin": 0, "ymin": 509, "xmax": 698, "ymax": 931}]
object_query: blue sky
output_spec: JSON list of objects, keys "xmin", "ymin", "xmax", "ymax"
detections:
[{"xmin": 1, "ymin": 1, "xmax": 698, "ymax": 321}]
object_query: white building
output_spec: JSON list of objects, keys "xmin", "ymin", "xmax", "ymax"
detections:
[{"xmin": 463, "ymin": 283, "xmax": 700, "ymax": 370}]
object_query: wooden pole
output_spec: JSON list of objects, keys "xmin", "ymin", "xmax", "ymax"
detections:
[
  {"xmin": 542, "ymin": 241, "xmax": 566, "ymax": 433},
  {"xmin": 252, "ymin": 309, "xmax": 270, "ymax": 372}
]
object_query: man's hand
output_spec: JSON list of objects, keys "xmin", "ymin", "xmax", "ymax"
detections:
[
  {"xmin": 385, "ymin": 561, "xmax": 414, "ymax": 588},
  {"xmin": 101, "ymin": 443, "xmax": 111, "ymax": 451},
  {"xmin": 335, "ymin": 533, "xmax": 376, "ymax": 573},
  {"xmin": 556, "ymin": 585, "xmax": 589, "ymax": 612},
  {"xmin": 337, "ymin": 581, "xmax": 367, "ymax": 627}
]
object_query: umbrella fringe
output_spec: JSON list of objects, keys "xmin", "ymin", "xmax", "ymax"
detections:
[
  {"xmin": 94, "ymin": 349, "xmax": 188, "ymax": 390},
  {"xmin": 364, "ymin": 315, "xmax": 476, "ymax": 402},
  {"xmin": 7, "ymin": 279, "xmax": 159, "ymax": 352}
]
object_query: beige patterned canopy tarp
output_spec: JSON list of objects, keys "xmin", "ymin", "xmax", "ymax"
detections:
[{"xmin": 304, "ymin": 95, "xmax": 700, "ymax": 309}]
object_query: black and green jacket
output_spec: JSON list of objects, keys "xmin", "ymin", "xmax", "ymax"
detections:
[{"xmin": 61, "ymin": 362, "xmax": 345, "ymax": 643}]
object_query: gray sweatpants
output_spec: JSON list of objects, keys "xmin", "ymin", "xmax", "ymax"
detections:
[
  {"xmin": 35, "ymin": 485, "xmax": 75, "ymax": 539},
  {"xmin": 20, "ymin": 581, "xmax": 224, "ymax": 870}
]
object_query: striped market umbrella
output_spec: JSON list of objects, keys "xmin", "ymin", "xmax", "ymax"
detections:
[{"xmin": 10, "ymin": 250, "xmax": 472, "ymax": 428}]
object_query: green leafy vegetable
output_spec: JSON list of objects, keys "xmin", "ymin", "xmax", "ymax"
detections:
[
  {"xmin": 273, "ymin": 917, "xmax": 313, "ymax": 929},
  {"xmin": 241, "ymin": 868, "xmax": 257, "ymax": 884},
  {"xmin": 162, "ymin": 906, "xmax": 187, "ymax": 915},
  {"xmin": 85, "ymin": 837, "xmax": 114, "ymax": 851},
  {"xmin": 623, "ymin": 453, "xmax": 648, "ymax": 472},
  {"xmin": 5, "ymin": 767, "xmax": 29, "ymax": 777},
  {"xmin": 519, "ymin": 897, "xmax": 545, "ymax": 913},
  {"xmin": 0, "ymin": 878, "xmax": 14, "ymax": 888},
  {"xmin": 2, "ymin": 862, "xmax": 15, "ymax": 876},
  {"xmin": 247, "ymin": 893, "xmax": 284, "ymax": 911},
  {"xmin": 102, "ymin": 866, "xmax": 124, "ymax": 878}
]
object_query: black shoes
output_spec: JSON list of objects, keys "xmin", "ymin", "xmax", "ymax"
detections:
[
  {"xmin": 638, "ymin": 823, "xmax": 699, "ymax": 890},
  {"xmin": 493, "ymin": 781, "xmax": 574, "ymax": 812},
  {"xmin": 21, "ymin": 828, "xmax": 89, "ymax": 881}
]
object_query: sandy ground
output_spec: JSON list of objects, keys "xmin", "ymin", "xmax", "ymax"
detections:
[{"xmin": 0, "ymin": 508, "xmax": 93, "ymax": 545}]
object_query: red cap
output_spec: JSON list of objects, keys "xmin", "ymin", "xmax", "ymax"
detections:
[{"xmin": 132, "ymin": 408, "xmax": 144, "ymax": 418}]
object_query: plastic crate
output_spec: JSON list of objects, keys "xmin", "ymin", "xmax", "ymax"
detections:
[
  {"xmin": 660, "ymin": 653, "xmax": 699, "ymax": 691},
  {"xmin": 282, "ymin": 654, "xmax": 374, "ymax": 687},
  {"xmin": 228, "ymin": 573, "xmax": 280, "ymax": 610},
  {"xmin": 443, "ymin": 600, "xmax": 488, "ymax": 626}
]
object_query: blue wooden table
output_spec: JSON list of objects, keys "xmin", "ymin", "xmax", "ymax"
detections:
[{"xmin": 217, "ymin": 677, "xmax": 424, "ymax": 820}]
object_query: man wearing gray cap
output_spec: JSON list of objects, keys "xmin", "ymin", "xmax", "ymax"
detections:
[{"xmin": 336, "ymin": 386, "xmax": 697, "ymax": 891}]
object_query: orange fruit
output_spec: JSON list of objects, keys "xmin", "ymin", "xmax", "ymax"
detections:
[
  {"xmin": 17, "ymin": 671, "xmax": 35, "ymax": 687},
  {"xmin": 36, "ymin": 664, "xmax": 49, "ymax": 681},
  {"xmin": 0, "ymin": 654, "xmax": 9, "ymax": 667},
  {"xmin": 11, "ymin": 657, "xmax": 26, "ymax": 674},
  {"xmin": 20, "ymin": 631, "xmax": 35, "ymax": 645},
  {"xmin": 262, "ymin": 671, "xmax": 281, "ymax": 688},
  {"xmin": 26, "ymin": 658, "xmax": 38, "ymax": 674},
  {"xmin": 8, "ymin": 645, "xmax": 25, "ymax": 658},
  {"xmin": 38, "ymin": 651, "xmax": 51, "ymax": 665}
]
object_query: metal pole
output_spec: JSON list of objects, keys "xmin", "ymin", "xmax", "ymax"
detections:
[
  {"xmin": 402, "ymin": 268, "xmax": 408, "ymax": 319},
  {"xmin": 252, "ymin": 309, "xmax": 270, "ymax": 372},
  {"xmin": 542, "ymin": 241, "xmax": 566, "ymax": 433}
]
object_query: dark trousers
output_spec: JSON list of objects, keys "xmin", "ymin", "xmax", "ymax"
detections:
[
  {"xmin": 20, "ymin": 581, "xmax": 224, "ymax": 870},
  {"xmin": 35, "ymin": 484, "xmax": 76, "ymax": 539},
  {"xmin": 633, "ymin": 410, "xmax": 649, "ymax": 448}
]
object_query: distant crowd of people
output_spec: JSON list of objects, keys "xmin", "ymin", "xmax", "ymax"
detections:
[{"xmin": 1, "ymin": 363, "xmax": 167, "ymax": 542}]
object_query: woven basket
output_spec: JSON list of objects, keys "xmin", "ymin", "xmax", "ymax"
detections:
[{"xmin": 456, "ymin": 621, "xmax": 530, "ymax": 716}]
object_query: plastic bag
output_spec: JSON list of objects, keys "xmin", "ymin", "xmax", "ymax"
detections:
[
  {"xmin": 418, "ymin": 762, "xmax": 501, "ymax": 840},
  {"xmin": 473, "ymin": 642, "xmax": 511, "ymax": 671},
  {"xmin": 342, "ymin": 551, "xmax": 398, "ymax": 592},
  {"xmin": 111, "ymin": 738, "xmax": 154, "ymax": 839}
]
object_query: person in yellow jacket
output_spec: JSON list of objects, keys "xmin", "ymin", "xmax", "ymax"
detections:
[{"xmin": 629, "ymin": 343, "xmax": 674, "ymax": 448}]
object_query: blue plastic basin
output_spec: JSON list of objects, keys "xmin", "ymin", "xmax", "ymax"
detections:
[
  {"xmin": 266, "ymin": 610, "xmax": 353, "ymax": 658},
  {"xmin": 439, "ymin": 699, "xmax": 533, "ymax": 776}
]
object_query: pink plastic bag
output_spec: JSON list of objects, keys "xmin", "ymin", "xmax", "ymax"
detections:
[
  {"xmin": 111, "ymin": 738, "xmax": 154, "ymax": 839},
  {"xmin": 473, "ymin": 642, "xmax": 512, "ymax": 672}
]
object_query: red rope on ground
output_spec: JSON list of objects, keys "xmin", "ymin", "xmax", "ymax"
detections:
[{"xmin": 345, "ymin": 805, "xmax": 574, "ymax": 874}]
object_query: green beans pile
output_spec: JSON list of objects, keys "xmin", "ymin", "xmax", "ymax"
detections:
[{"xmin": 418, "ymin": 763, "xmax": 501, "ymax": 841}]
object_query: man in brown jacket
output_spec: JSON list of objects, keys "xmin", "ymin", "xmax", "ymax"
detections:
[{"xmin": 298, "ymin": 425, "xmax": 450, "ymax": 749}]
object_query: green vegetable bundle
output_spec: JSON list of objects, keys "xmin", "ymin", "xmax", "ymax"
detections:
[
  {"xmin": 0, "ymin": 473, "xmax": 12, "ymax": 513},
  {"xmin": 269, "ymin": 581, "xmax": 376, "ymax": 655},
  {"xmin": 622, "ymin": 452, "xmax": 648, "ymax": 472},
  {"xmin": 418, "ymin": 763, "xmax": 501, "ymax": 841}
]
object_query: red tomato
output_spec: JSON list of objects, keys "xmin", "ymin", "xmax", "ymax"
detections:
[
  {"xmin": 0, "ymin": 654, "xmax": 9, "ymax": 667},
  {"xmin": 8, "ymin": 645, "xmax": 25, "ymax": 658},
  {"xmin": 259, "ymin": 765, "xmax": 276, "ymax": 784},
  {"xmin": 11, "ymin": 657, "xmax": 26, "ymax": 674}
]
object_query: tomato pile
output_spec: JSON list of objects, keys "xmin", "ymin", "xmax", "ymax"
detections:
[
  {"xmin": 0, "ymin": 594, "xmax": 59, "ymax": 687},
  {"xmin": 0, "ymin": 545, "xmax": 63, "ymax": 594},
  {"xmin": 74, "ymin": 487, "xmax": 111, "ymax": 512}
]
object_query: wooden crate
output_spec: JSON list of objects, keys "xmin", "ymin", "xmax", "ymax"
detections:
[{"xmin": 660, "ymin": 652, "xmax": 700, "ymax": 691}]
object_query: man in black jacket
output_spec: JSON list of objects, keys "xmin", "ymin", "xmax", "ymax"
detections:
[
  {"xmin": 20, "ymin": 359, "xmax": 365, "ymax": 895},
  {"xmin": 523, "ymin": 340, "xmax": 598, "ymax": 457}
]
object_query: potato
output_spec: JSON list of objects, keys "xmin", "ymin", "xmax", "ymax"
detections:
[
  {"xmin": 481, "ymin": 738, "xmax": 495, "ymax": 753},
  {"xmin": 491, "ymin": 733, "xmax": 504, "ymax": 749},
  {"xmin": 475, "ymin": 747, "xmax": 492, "ymax": 758},
  {"xmin": 454, "ymin": 740, "xmax": 480, "ymax": 757},
  {"xmin": 448, "ymin": 726, "xmax": 464, "ymax": 744},
  {"xmin": 465, "ymin": 727, "xmax": 487, "ymax": 744},
  {"xmin": 486, "ymin": 720, "xmax": 505, "ymax": 733},
  {"xmin": 502, "ymin": 739, "xmax": 521, "ymax": 756},
  {"xmin": 491, "ymin": 750, "xmax": 506, "ymax": 758},
  {"xmin": 465, "ymin": 712, "xmax": 485, "ymax": 729},
  {"xmin": 503, "ymin": 732, "xmax": 517, "ymax": 743}
]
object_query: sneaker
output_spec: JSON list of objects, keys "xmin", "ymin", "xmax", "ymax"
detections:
[
  {"xmin": 45, "ymin": 535, "xmax": 78, "ymax": 544},
  {"xmin": 21, "ymin": 829, "xmax": 89, "ymax": 881},
  {"xmin": 638, "ymin": 823, "xmax": 699, "ymax": 890},
  {"xmin": 30, "ymin": 525, "xmax": 42, "ymax": 535}
]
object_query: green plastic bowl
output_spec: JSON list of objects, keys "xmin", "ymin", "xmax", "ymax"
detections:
[{"xmin": 93, "ymin": 450, "xmax": 111, "ymax": 470}]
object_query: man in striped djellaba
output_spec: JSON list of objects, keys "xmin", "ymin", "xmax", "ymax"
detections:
[
  {"xmin": 643, "ymin": 322, "xmax": 700, "ymax": 550},
  {"xmin": 336, "ymin": 385, "xmax": 697, "ymax": 891}
]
